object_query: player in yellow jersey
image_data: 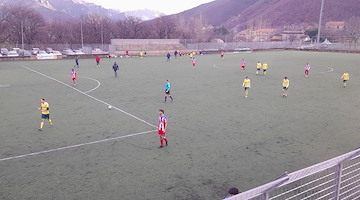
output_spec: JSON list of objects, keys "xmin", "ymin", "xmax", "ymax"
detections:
[
  {"xmin": 282, "ymin": 77, "xmax": 290, "ymax": 97},
  {"xmin": 341, "ymin": 71, "xmax": 349, "ymax": 88},
  {"xmin": 262, "ymin": 62, "xmax": 268, "ymax": 75},
  {"xmin": 37, "ymin": 98, "xmax": 52, "ymax": 131},
  {"xmin": 256, "ymin": 61, "xmax": 261, "ymax": 75},
  {"xmin": 242, "ymin": 76, "xmax": 251, "ymax": 98}
]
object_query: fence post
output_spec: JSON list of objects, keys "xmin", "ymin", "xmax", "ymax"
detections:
[{"xmin": 334, "ymin": 163, "xmax": 343, "ymax": 200}]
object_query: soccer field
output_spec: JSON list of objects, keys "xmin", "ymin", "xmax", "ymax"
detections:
[{"xmin": 0, "ymin": 51, "xmax": 359, "ymax": 200}]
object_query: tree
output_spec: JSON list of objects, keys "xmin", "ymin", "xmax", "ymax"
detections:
[
  {"xmin": 346, "ymin": 16, "xmax": 360, "ymax": 47},
  {"xmin": 46, "ymin": 21, "xmax": 74, "ymax": 45},
  {"xmin": 4, "ymin": 6, "xmax": 45, "ymax": 45},
  {"xmin": 0, "ymin": 7, "xmax": 9, "ymax": 43},
  {"xmin": 124, "ymin": 16, "xmax": 145, "ymax": 39},
  {"xmin": 214, "ymin": 26, "xmax": 229, "ymax": 36},
  {"xmin": 305, "ymin": 27, "xmax": 318, "ymax": 42},
  {"xmin": 150, "ymin": 16, "xmax": 177, "ymax": 39}
]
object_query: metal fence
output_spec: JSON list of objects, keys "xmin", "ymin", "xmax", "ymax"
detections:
[
  {"xmin": 226, "ymin": 147, "xmax": 360, "ymax": 200},
  {"xmin": 187, "ymin": 42, "xmax": 360, "ymax": 51},
  {"xmin": 4, "ymin": 44, "xmax": 110, "ymax": 52}
]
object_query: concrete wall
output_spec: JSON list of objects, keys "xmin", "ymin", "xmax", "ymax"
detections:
[{"xmin": 111, "ymin": 39, "xmax": 187, "ymax": 53}]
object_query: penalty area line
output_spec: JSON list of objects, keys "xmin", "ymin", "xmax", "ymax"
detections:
[
  {"xmin": 22, "ymin": 66, "xmax": 156, "ymax": 128},
  {"xmin": 0, "ymin": 130, "xmax": 156, "ymax": 162}
]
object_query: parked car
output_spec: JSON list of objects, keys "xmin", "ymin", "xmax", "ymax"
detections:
[
  {"xmin": 7, "ymin": 50, "xmax": 19, "ymax": 57},
  {"xmin": 45, "ymin": 48, "xmax": 54, "ymax": 54},
  {"xmin": 12, "ymin": 48, "xmax": 20, "ymax": 52},
  {"xmin": 18, "ymin": 50, "xmax": 31, "ymax": 56},
  {"xmin": 92, "ymin": 48, "xmax": 104, "ymax": 54},
  {"xmin": 62, "ymin": 49, "xmax": 75, "ymax": 55},
  {"xmin": 31, "ymin": 48, "xmax": 40, "ymax": 55},
  {"xmin": 52, "ymin": 51, "xmax": 62, "ymax": 56},
  {"xmin": 1, "ymin": 48, "xmax": 9, "ymax": 55},
  {"xmin": 37, "ymin": 50, "xmax": 47, "ymax": 55},
  {"xmin": 73, "ymin": 49, "xmax": 85, "ymax": 55}
]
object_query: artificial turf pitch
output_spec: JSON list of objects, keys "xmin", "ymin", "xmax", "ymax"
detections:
[{"xmin": 0, "ymin": 51, "xmax": 359, "ymax": 200}]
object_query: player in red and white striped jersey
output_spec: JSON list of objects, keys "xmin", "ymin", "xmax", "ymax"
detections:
[
  {"xmin": 71, "ymin": 68, "xmax": 77, "ymax": 86},
  {"xmin": 158, "ymin": 109, "xmax": 168, "ymax": 148},
  {"xmin": 304, "ymin": 63, "xmax": 310, "ymax": 77}
]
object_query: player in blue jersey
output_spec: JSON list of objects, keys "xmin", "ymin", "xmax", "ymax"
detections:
[{"xmin": 164, "ymin": 80, "xmax": 173, "ymax": 102}]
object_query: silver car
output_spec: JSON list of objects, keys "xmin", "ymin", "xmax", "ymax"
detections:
[
  {"xmin": 1, "ymin": 48, "xmax": 9, "ymax": 55},
  {"xmin": 73, "ymin": 50, "xmax": 85, "ymax": 55},
  {"xmin": 45, "ymin": 48, "xmax": 54, "ymax": 54},
  {"xmin": 31, "ymin": 48, "xmax": 40, "ymax": 55},
  {"xmin": 62, "ymin": 49, "xmax": 75, "ymax": 55},
  {"xmin": 53, "ymin": 51, "xmax": 62, "ymax": 56},
  {"xmin": 7, "ymin": 51, "xmax": 19, "ymax": 57}
]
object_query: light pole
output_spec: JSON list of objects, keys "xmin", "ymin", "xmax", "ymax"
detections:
[
  {"xmin": 101, "ymin": 23, "xmax": 104, "ymax": 50},
  {"xmin": 21, "ymin": 21, "xmax": 24, "ymax": 50},
  {"xmin": 80, "ymin": 20, "xmax": 84, "ymax": 50},
  {"xmin": 317, "ymin": 0, "xmax": 325, "ymax": 45}
]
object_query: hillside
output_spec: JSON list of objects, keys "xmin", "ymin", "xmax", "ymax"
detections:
[
  {"xmin": 0, "ymin": 0, "xmax": 125, "ymax": 21},
  {"xmin": 227, "ymin": 0, "xmax": 360, "ymax": 31},
  {"xmin": 178, "ymin": 0, "xmax": 257, "ymax": 26},
  {"xmin": 175, "ymin": 0, "xmax": 360, "ymax": 31}
]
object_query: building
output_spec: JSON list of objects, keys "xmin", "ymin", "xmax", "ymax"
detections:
[
  {"xmin": 325, "ymin": 21, "xmax": 345, "ymax": 31},
  {"xmin": 252, "ymin": 29, "xmax": 277, "ymax": 42},
  {"xmin": 282, "ymin": 30, "xmax": 307, "ymax": 42},
  {"xmin": 234, "ymin": 29, "xmax": 252, "ymax": 41}
]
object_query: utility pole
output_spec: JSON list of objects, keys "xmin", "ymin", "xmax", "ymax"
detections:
[
  {"xmin": 80, "ymin": 20, "xmax": 84, "ymax": 50},
  {"xmin": 21, "ymin": 21, "xmax": 24, "ymax": 50},
  {"xmin": 317, "ymin": 0, "xmax": 325, "ymax": 45},
  {"xmin": 101, "ymin": 23, "xmax": 104, "ymax": 50}
]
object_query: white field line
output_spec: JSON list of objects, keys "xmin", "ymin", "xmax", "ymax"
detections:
[
  {"xmin": 0, "ymin": 84, "xmax": 10, "ymax": 87},
  {"xmin": 0, "ymin": 130, "xmax": 156, "ymax": 162},
  {"xmin": 320, "ymin": 66, "xmax": 334, "ymax": 74},
  {"xmin": 80, "ymin": 76, "xmax": 101, "ymax": 93},
  {"xmin": 22, "ymin": 66, "xmax": 156, "ymax": 128}
]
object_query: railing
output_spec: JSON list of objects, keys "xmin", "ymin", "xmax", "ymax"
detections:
[{"xmin": 226, "ymin": 147, "xmax": 360, "ymax": 200}]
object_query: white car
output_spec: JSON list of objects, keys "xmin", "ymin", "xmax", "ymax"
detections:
[
  {"xmin": 12, "ymin": 48, "xmax": 21, "ymax": 52},
  {"xmin": 7, "ymin": 51, "xmax": 19, "ymax": 57},
  {"xmin": 92, "ymin": 48, "xmax": 104, "ymax": 54},
  {"xmin": 52, "ymin": 51, "xmax": 62, "ymax": 56},
  {"xmin": 73, "ymin": 50, "xmax": 85, "ymax": 55},
  {"xmin": 38, "ymin": 50, "xmax": 47, "ymax": 55},
  {"xmin": 45, "ymin": 48, "xmax": 54, "ymax": 54},
  {"xmin": 1, "ymin": 48, "xmax": 9, "ymax": 55},
  {"xmin": 62, "ymin": 49, "xmax": 75, "ymax": 55},
  {"xmin": 32, "ymin": 48, "xmax": 40, "ymax": 55}
]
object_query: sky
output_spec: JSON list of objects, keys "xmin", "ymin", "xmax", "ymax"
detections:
[{"xmin": 82, "ymin": 0, "xmax": 215, "ymax": 14}]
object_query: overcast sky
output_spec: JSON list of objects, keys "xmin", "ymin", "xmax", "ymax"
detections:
[{"xmin": 82, "ymin": 0, "xmax": 215, "ymax": 14}]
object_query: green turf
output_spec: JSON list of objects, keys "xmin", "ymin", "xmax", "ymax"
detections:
[{"xmin": 0, "ymin": 51, "xmax": 359, "ymax": 200}]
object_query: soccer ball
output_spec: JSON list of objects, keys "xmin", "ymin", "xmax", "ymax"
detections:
[{"xmin": 108, "ymin": 105, "xmax": 112, "ymax": 110}]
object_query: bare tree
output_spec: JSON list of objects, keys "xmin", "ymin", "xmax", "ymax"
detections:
[
  {"xmin": 4, "ymin": 6, "xmax": 45, "ymax": 45},
  {"xmin": 46, "ymin": 21, "xmax": 73, "ymax": 44},
  {"xmin": 346, "ymin": 16, "xmax": 360, "ymax": 47},
  {"xmin": 0, "ymin": 7, "xmax": 10, "ymax": 43},
  {"xmin": 150, "ymin": 16, "xmax": 177, "ymax": 39},
  {"xmin": 124, "ymin": 16, "xmax": 144, "ymax": 39}
]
